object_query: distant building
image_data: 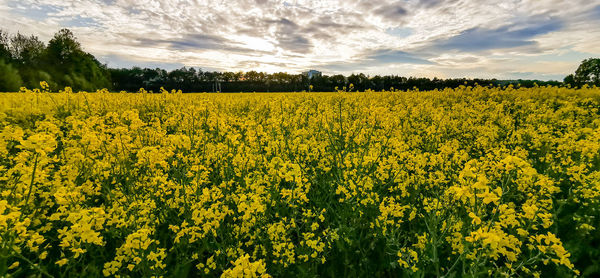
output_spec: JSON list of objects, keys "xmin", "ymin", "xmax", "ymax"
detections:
[{"xmin": 302, "ymin": 70, "xmax": 322, "ymax": 79}]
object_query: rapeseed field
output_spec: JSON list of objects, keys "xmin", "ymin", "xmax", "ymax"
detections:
[{"xmin": 1, "ymin": 84, "xmax": 599, "ymax": 277}]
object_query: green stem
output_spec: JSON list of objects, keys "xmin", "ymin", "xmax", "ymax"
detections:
[
  {"xmin": 9, "ymin": 246, "xmax": 54, "ymax": 278},
  {"xmin": 24, "ymin": 152, "xmax": 40, "ymax": 209}
]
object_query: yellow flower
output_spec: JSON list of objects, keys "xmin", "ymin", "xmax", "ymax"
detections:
[
  {"xmin": 469, "ymin": 212, "xmax": 482, "ymax": 225},
  {"xmin": 8, "ymin": 261, "xmax": 19, "ymax": 270},
  {"xmin": 56, "ymin": 258, "xmax": 69, "ymax": 267}
]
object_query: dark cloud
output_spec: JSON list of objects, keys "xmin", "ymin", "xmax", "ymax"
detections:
[
  {"xmin": 367, "ymin": 49, "xmax": 434, "ymax": 64},
  {"xmin": 417, "ymin": 0, "xmax": 458, "ymax": 8},
  {"xmin": 428, "ymin": 17, "xmax": 563, "ymax": 52},
  {"xmin": 314, "ymin": 14, "xmax": 366, "ymax": 30},
  {"xmin": 136, "ymin": 34, "xmax": 270, "ymax": 56},
  {"xmin": 234, "ymin": 11, "xmax": 367, "ymax": 53},
  {"xmin": 373, "ymin": 4, "xmax": 408, "ymax": 21},
  {"xmin": 441, "ymin": 56, "xmax": 480, "ymax": 64},
  {"xmin": 277, "ymin": 35, "xmax": 312, "ymax": 53},
  {"xmin": 235, "ymin": 17, "xmax": 267, "ymax": 35},
  {"xmin": 137, "ymin": 34, "xmax": 223, "ymax": 50},
  {"xmin": 303, "ymin": 15, "xmax": 367, "ymax": 40},
  {"xmin": 417, "ymin": 0, "xmax": 442, "ymax": 8},
  {"xmin": 355, "ymin": 0, "xmax": 379, "ymax": 10},
  {"xmin": 265, "ymin": 18, "xmax": 313, "ymax": 53},
  {"xmin": 318, "ymin": 49, "xmax": 434, "ymax": 72},
  {"xmin": 101, "ymin": 54, "xmax": 184, "ymax": 70}
]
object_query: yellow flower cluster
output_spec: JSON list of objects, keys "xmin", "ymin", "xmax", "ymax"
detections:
[
  {"xmin": 221, "ymin": 254, "xmax": 269, "ymax": 278},
  {"xmin": 0, "ymin": 84, "xmax": 599, "ymax": 277}
]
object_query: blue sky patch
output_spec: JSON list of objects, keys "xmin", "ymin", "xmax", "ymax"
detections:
[
  {"xmin": 9, "ymin": 3, "xmax": 61, "ymax": 20},
  {"xmin": 591, "ymin": 5, "xmax": 600, "ymax": 20},
  {"xmin": 61, "ymin": 16, "xmax": 99, "ymax": 28},
  {"xmin": 385, "ymin": 27, "xmax": 413, "ymax": 37}
]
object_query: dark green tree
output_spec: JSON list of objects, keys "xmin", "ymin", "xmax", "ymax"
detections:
[
  {"xmin": 46, "ymin": 29, "xmax": 81, "ymax": 65},
  {"xmin": 573, "ymin": 58, "xmax": 600, "ymax": 87},
  {"xmin": 9, "ymin": 33, "xmax": 45, "ymax": 66},
  {"xmin": 43, "ymin": 28, "xmax": 111, "ymax": 91},
  {"xmin": 0, "ymin": 59, "xmax": 23, "ymax": 91},
  {"xmin": 0, "ymin": 30, "xmax": 11, "ymax": 62},
  {"xmin": 563, "ymin": 74, "xmax": 575, "ymax": 87}
]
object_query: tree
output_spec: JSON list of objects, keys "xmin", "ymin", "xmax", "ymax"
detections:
[
  {"xmin": 572, "ymin": 58, "xmax": 600, "ymax": 87},
  {"xmin": 42, "ymin": 28, "xmax": 111, "ymax": 91},
  {"xmin": 563, "ymin": 74, "xmax": 575, "ymax": 87},
  {"xmin": 9, "ymin": 33, "xmax": 44, "ymax": 65},
  {"xmin": 0, "ymin": 59, "xmax": 23, "ymax": 91},
  {"xmin": 46, "ymin": 29, "xmax": 82, "ymax": 65},
  {"xmin": 0, "ymin": 30, "xmax": 11, "ymax": 62}
]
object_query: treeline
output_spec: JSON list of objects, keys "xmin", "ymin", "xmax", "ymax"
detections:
[
  {"xmin": 0, "ymin": 28, "xmax": 572, "ymax": 93},
  {"xmin": 109, "ymin": 67, "xmax": 562, "ymax": 93},
  {"xmin": 0, "ymin": 29, "xmax": 110, "ymax": 92}
]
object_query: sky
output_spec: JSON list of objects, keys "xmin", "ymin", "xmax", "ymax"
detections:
[{"xmin": 1, "ymin": 0, "xmax": 599, "ymax": 80}]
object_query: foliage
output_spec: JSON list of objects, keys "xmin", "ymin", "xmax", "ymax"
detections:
[
  {"xmin": 108, "ymin": 67, "xmax": 563, "ymax": 93},
  {"xmin": 574, "ymin": 58, "xmax": 600, "ymax": 86},
  {"xmin": 565, "ymin": 58, "xmax": 600, "ymax": 87},
  {"xmin": 0, "ymin": 60, "xmax": 23, "ymax": 92},
  {"xmin": 1, "ymin": 85, "xmax": 599, "ymax": 277},
  {"xmin": 0, "ymin": 29, "xmax": 110, "ymax": 91}
]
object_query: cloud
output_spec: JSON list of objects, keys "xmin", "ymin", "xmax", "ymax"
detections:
[
  {"xmin": 428, "ymin": 17, "xmax": 563, "ymax": 52},
  {"xmin": 268, "ymin": 18, "xmax": 313, "ymax": 53},
  {"xmin": 303, "ymin": 15, "xmax": 368, "ymax": 40},
  {"xmin": 373, "ymin": 4, "xmax": 408, "ymax": 21},
  {"xmin": 317, "ymin": 48, "xmax": 433, "ymax": 73},
  {"xmin": 102, "ymin": 54, "xmax": 184, "ymax": 70},
  {"xmin": 367, "ymin": 49, "xmax": 434, "ymax": 64},
  {"xmin": 137, "ymin": 34, "xmax": 271, "ymax": 56},
  {"xmin": 417, "ymin": 0, "xmax": 448, "ymax": 8},
  {"xmin": 0, "ymin": 0, "xmax": 598, "ymax": 80}
]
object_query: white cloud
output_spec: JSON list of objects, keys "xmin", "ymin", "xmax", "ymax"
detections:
[{"xmin": 0, "ymin": 0, "xmax": 598, "ymax": 80}]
